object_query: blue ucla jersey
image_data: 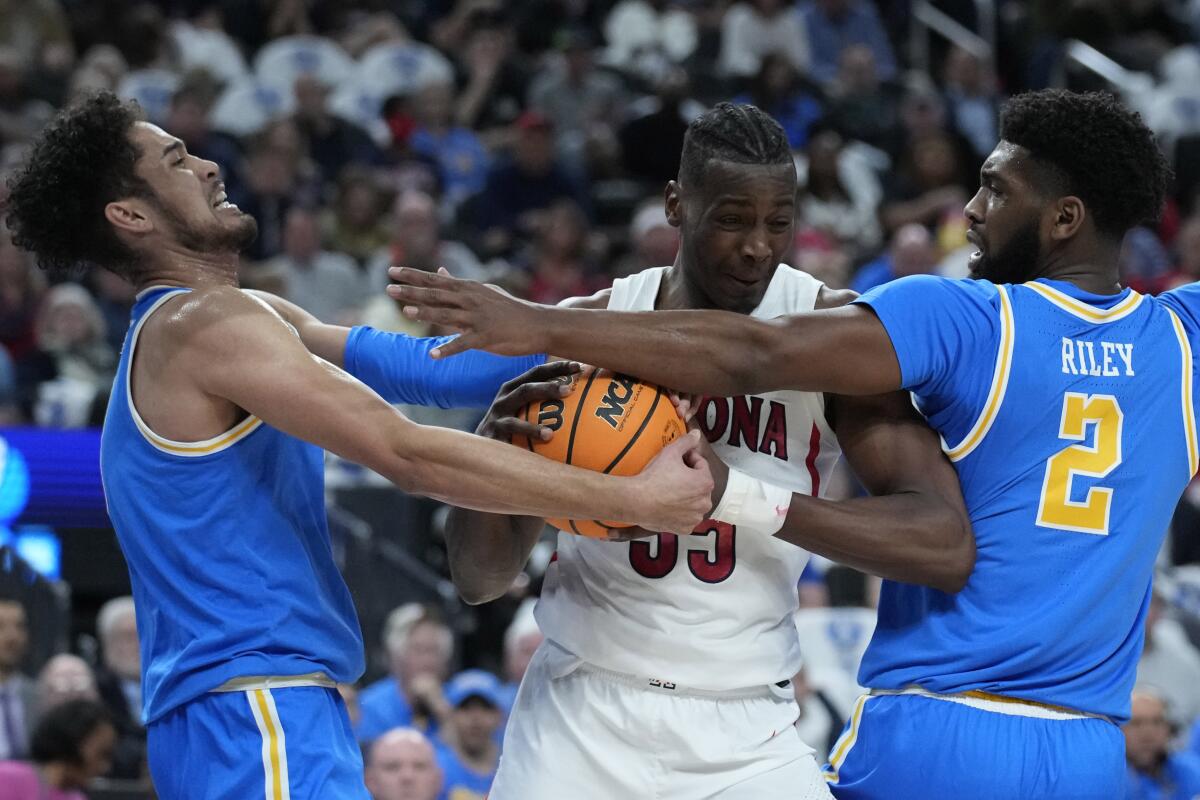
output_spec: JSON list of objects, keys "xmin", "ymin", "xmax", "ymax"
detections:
[
  {"xmin": 855, "ymin": 276, "xmax": 1200, "ymax": 723},
  {"xmin": 101, "ymin": 287, "xmax": 364, "ymax": 724}
]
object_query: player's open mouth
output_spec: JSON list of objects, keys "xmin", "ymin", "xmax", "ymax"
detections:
[{"xmin": 211, "ymin": 192, "xmax": 237, "ymax": 210}]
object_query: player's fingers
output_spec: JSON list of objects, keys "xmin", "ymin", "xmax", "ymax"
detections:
[
  {"xmin": 429, "ymin": 333, "xmax": 476, "ymax": 359},
  {"xmin": 389, "ymin": 265, "xmax": 461, "ymax": 288},
  {"xmin": 387, "ymin": 284, "xmax": 465, "ymax": 309},
  {"xmin": 605, "ymin": 525, "xmax": 657, "ymax": 542},
  {"xmin": 497, "ymin": 360, "xmax": 580, "ymax": 396},
  {"xmin": 401, "ymin": 304, "xmax": 467, "ymax": 329},
  {"xmin": 437, "ymin": 266, "xmax": 452, "ymax": 276},
  {"xmin": 502, "ymin": 378, "xmax": 572, "ymax": 410},
  {"xmin": 492, "ymin": 418, "xmax": 553, "ymax": 442}
]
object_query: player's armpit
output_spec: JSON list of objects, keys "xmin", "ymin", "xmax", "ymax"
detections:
[{"xmin": 773, "ymin": 391, "xmax": 975, "ymax": 593}]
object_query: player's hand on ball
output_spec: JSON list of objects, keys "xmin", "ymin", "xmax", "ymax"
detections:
[
  {"xmin": 687, "ymin": 421, "xmax": 729, "ymax": 516},
  {"xmin": 387, "ymin": 265, "xmax": 545, "ymax": 358},
  {"xmin": 633, "ymin": 430, "xmax": 714, "ymax": 534},
  {"xmin": 478, "ymin": 360, "xmax": 583, "ymax": 443}
]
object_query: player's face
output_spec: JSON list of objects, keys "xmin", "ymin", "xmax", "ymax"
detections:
[
  {"xmin": 671, "ymin": 160, "xmax": 796, "ymax": 313},
  {"xmin": 127, "ymin": 122, "xmax": 257, "ymax": 255},
  {"xmin": 964, "ymin": 141, "xmax": 1047, "ymax": 284},
  {"xmin": 0, "ymin": 601, "xmax": 28, "ymax": 670}
]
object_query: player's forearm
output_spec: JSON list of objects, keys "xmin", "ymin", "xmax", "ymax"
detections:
[
  {"xmin": 445, "ymin": 508, "xmax": 544, "ymax": 605},
  {"xmin": 776, "ymin": 492, "xmax": 974, "ymax": 593},
  {"xmin": 388, "ymin": 425, "xmax": 645, "ymax": 523},
  {"xmin": 537, "ymin": 304, "xmax": 894, "ymax": 396},
  {"xmin": 344, "ymin": 327, "xmax": 546, "ymax": 407}
]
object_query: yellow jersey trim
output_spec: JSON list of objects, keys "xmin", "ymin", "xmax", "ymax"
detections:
[
  {"xmin": 1025, "ymin": 281, "xmax": 1143, "ymax": 323},
  {"xmin": 823, "ymin": 694, "xmax": 869, "ymax": 784},
  {"xmin": 1166, "ymin": 309, "xmax": 1200, "ymax": 478},
  {"xmin": 945, "ymin": 285, "xmax": 1014, "ymax": 462},
  {"xmin": 125, "ymin": 289, "xmax": 264, "ymax": 457}
]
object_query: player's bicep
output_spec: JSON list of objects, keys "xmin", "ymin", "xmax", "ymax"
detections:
[
  {"xmin": 188, "ymin": 303, "xmax": 410, "ymax": 470},
  {"xmin": 245, "ymin": 289, "xmax": 351, "ymax": 367},
  {"xmin": 833, "ymin": 390, "xmax": 965, "ymax": 510}
]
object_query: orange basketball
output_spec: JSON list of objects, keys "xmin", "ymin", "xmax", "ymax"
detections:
[{"xmin": 515, "ymin": 366, "xmax": 686, "ymax": 538}]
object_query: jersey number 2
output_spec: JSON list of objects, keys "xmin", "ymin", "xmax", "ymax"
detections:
[
  {"xmin": 629, "ymin": 521, "xmax": 736, "ymax": 583},
  {"xmin": 1036, "ymin": 392, "xmax": 1123, "ymax": 535}
]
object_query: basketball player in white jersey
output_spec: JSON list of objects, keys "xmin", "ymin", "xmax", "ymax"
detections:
[{"xmin": 438, "ymin": 104, "xmax": 974, "ymax": 798}]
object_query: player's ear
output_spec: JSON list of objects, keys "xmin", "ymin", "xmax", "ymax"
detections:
[
  {"xmin": 105, "ymin": 198, "xmax": 154, "ymax": 236},
  {"xmin": 1049, "ymin": 196, "xmax": 1086, "ymax": 242},
  {"xmin": 665, "ymin": 181, "xmax": 683, "ymax": 228}
]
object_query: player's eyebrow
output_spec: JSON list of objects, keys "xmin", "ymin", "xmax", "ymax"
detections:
[
  {"xmin": 712, "ymin": 196, "xmax": 756, "ymax": 207},
  {"xmin": 161, "ymin": 140, "xmax": 184, "ymax": 159}
]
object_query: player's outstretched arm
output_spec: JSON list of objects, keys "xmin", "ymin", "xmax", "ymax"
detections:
[
  {"xmin": 444, "ymin": 360, "xmax": 583, "ymax": 605},
  {"xmin": 247, "ymin": 290, "xmax": 545, "ymax": 408},
  {"xmin": 387, "ymin": 267, "xmax": 902, "ymax": 397},
  {"xmin": 776, "ymin": 391, "xmax": 975, "ymax": 593},
  {"xmin": 177, "ymin": 288, "xmax": 713, "ymax": 530}
]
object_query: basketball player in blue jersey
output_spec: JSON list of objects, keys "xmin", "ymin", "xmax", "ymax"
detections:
[
  {"xmin": 3, "ymin": 92, "xmax": 713, "ymax": 799},
  {"xmin": 390, "ymin": 89, "xmax": 1193, "ymax": 798}
]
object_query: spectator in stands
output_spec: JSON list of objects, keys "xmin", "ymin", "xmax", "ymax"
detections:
[
  {"xmin": 602, "ymin": 0, "xmax": 698, "ymax": 82},
  {"xmin": 1137, "ymin": 587, "xmax": 1200, "ymax": 729},
  {"xmin": 364, "ymin": 190, "xmax": 486, "ymax": 303},
  {"xmin": 825, "ymin": 44, "xmax": 903, "ymax": 152},
  {"xmin": 228, "ymin": 119, "xmax": 320, "ymax": 261},
  {"xmin": 611, "ymin": 199, "xmax": 679, "ymax": 279},
  {"xmin": 0, "ymin": 237, "xmax": 42, "ymax": 361},
  {"xmin": 93, "ymin": 596, "xmax": 144, "ymax": 779},
  {"xmin": 357, "ymin": 605, "xmax": 454, "ymax": 744},
  {"xmin": 86, "ymin": 268, "xmax": 135, "ymax": 353},
  {"xmin": 363, "ymin": 727, "xmax": 443, "ymax": 800},
  {"xmin": 794, "ymin": 565, "xmax": 878, "ymax": 714},
  {"xmin": 0, "ymin": 699, "xmax": 115, "ymax": 800},
  {"xmin": 736, "ymin": 53, "xmax": 824, "ymax": 150},
  {"xmin": 0, "ymin": 596, "xmax": 32, "ymax": 761},
  {"xmin": 798, "ymin": 0, "xmax": 897, "ymax": 87},
  {"xmin": 293, "ymin": 73, "xmax": 381, "ymax": 186},
  {"xmin": 798, "ymin": 120, "xmax": 883, "ymax": 259},
  {"xmin": 260, "ymin": 207, "xmax": 367, "ymax": 323},
  {"xmin": 409, "ymin": 79, "xmax": 491, "ymax": 212},
  {"xmin": 16, "ymin": 283, "xmax": 115, "ymax": 427},
  {"xmin": 499, "ymin": 601, "xmax": 541, "ymax": 712},
  {"xmin": 850, "ymin": 223, "xmax": 940, "ymax": 293},
  {"xmin": 0, "ymin": 48, "xmax": 54, "ymax": 146},
  {"xmin": 942, "ymin": 45, "xmax": 999, "ymax": 160},
  {"xmin": 718, "ymin": 0, "xmax": 810, "ymax": 80},
  {"xmin": 1125, "ymin": 689, "xmax": 1200, "ymax": 800},
  {"xmin": 880, "ymin": 130, "xmax": 971, "ymax": 234},
  {"xmin": 35, "ymin": 655, "xmax": 98, "ymax": 715},
  {"xmin": 433, "ymin": 670, "xmax": 504, "ymax": 799},
  {"xmin": 517, "ymin": 199, "xmax": 608, "ymax": 305},
  {"xmin": 526, "ymin": 27, "xmax": 626, "ymax": 177},
  {"xmin": 453, "ymin": 7, "xmax": 531, "ymax": 138},
  {"xmin": 1163, "ymin": 213, "xmax": 1200, "ymax": 291},
  {"xmin": 618, "ymin": 67, "xmax": 704, "ymax": 185},
  {"xmin": 0, "ymin": 0, "xmax": 74, "ymax": 76},
  {"xmin": 322, "ymin": 168, "xmax": 390, "ymax": 269},
  {"xmin": 471, "ymin": 111, "xmax": 589, "ymax": 258}
]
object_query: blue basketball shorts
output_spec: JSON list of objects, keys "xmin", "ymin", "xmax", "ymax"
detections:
[
  {"xmin": 822, "ymin": 692, "xmax": 1124, "ymax": 800},
  {"xmin": 147, "ymin": 684, "xmax": 369, "ymax": 800}
]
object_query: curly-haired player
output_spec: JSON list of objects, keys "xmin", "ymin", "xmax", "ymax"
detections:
[
  {"xmin": 390, "ymin": 89, "xmax": 1187, "ymax": 797},
  {"xmin": 4, "ymin": 93, "xmax": 713, "ymax": 798}
]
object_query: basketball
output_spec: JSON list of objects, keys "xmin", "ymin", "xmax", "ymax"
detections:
[{"xmin": 516, "ymin": 365, "xmax": 686, "ymax": 538}]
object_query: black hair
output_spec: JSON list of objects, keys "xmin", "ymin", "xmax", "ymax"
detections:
[
  {"xmin": 29, "ymin": 699, "xmax": 113, "ymax": 766},
  {"xmin": 678, "ymin": 102, "xmax": 794, "ymax": 190},
  {"xmin": 5, "ymin": 91, "xmax": 152, "ymax": 278},
  {"xmin": 999, "ymin": 89, "xmax": 1170, "ymax": 238}
]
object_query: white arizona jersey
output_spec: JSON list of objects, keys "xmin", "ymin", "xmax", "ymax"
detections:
[{"xmin": 535, "ymin": 265, "xmax": 843, "ymax": 690}]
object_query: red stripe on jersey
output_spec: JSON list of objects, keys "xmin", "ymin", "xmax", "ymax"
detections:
[
  {"xmin": 805, "ymin": 423, "xmax": 821, "ymax": 497},
  {"xmin": 550, "ymin": 551, "xmax": 558, "ymax": 563}
]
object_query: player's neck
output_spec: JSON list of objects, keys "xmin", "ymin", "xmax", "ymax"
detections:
[
  {"xmin": 658, "ymin": 264, "xmax": 715, "ymax": 311},
  {"xmin": 134, "ymin": 247, "xmax": 241, "ymax": 294},
  {"xmin": 1034, "ymin": 241, "xmax": 1123, "ymax": 296}
]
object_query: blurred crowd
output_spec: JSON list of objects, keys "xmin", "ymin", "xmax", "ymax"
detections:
[{"xmin": 2, "ymin": 0, "xmax": 1200, "ymax": 797}]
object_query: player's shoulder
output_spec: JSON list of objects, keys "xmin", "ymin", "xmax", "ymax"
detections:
[
  {"xmin": 1155, "ymin": 281, "xmax": 1200, "ymax": 325},
  {"xmin": 150, "ymin": 286, "xmax": 288, "ymax": 352},
  {"xmin": 863, "ymin": 274, "xmax": 1001, "ymax": 308},
  {"xmin": 558, "ymin": 288, "xmax": 612, "ymax": 310}
]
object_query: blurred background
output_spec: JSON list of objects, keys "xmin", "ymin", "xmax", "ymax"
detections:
[{"xmin": 3, "ymin": 1, "xmax": 1200, "ymax": 798}]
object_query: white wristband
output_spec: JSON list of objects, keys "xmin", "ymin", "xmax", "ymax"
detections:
[{"xmin": 709, "ymin": 467, "xmax": 792, "ymax": 535}]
